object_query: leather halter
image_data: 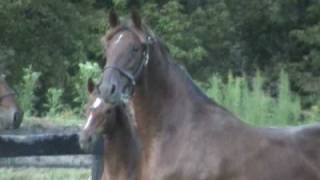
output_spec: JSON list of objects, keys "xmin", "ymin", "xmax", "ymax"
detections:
[{"xmin": 103, "ymin": 34, "xmax": 152, "ymax": 88}]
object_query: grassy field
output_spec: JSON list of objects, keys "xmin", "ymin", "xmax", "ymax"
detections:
[{"xmin": 0, "ymin": 168, "xmax": 90, "ymax": 180}]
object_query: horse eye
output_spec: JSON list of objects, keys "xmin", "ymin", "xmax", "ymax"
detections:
[
  {"xmin": 106, "ymin": 109, "xmax": 112, "ymax": 114},
  {"xmin": 132, "ymin": 47, "xmax": 139, "ymax": 52}
]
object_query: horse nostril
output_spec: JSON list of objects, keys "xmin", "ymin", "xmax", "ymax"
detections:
[
  {"xmin": 88, "ymin": 136, "xmax": 92, "ymax": 143},
  {"xmin": 110, "ymin": 84, "xmax": 116, "ymax": 95}
]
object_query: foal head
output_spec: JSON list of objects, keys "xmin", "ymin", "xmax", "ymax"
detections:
[
  {"xmin": 0, "ymin": 75, "xmax": 23, "ymax": 129},
  {"xmin": 99, "ymin": 10, "xmax": 152, "ymax": 104},
  {"xmin": 79, "ymin": 78, "xmax": 117, "ymax": 151}
]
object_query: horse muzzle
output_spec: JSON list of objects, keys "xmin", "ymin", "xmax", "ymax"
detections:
[{"xmin": 79, "ymin": 130, "xmax": 104, "ymax": 153}]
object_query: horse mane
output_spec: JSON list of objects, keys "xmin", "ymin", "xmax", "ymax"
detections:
[
  {"xmin": 101, "ymin": 26, "xmax": 128, "ymax": 47},
  {"xmin": 101, "ymin": 19, "xmax": 155, "ymax": 47},
  {"xmin": 151, "ymin": 33, "xmax": 217, "ymax": 105}
]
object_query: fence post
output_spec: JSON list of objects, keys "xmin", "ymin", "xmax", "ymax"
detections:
[{"xmin": 91, "ymin": 136, "xmax": 104, "ymax": 180}]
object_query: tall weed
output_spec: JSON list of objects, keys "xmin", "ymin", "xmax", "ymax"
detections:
[
  {"xmin": 18, "ymin": 66, "xmax": 41, "ymax": 116},
  {"xmin": 205, "ymin": 70, "xmax": 302, "ymax": 126}
]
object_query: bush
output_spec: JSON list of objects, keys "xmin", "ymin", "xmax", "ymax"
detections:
[
  {"xmin": 205, "ymin": 70, "xmax": 302, "ymax": 126},
  {"xmin": 45, "ymin": 88, "xmax": 63, "ymax": 117},
  {"xmin": 272, "ymin": 70, "xmax": 301, "ymax": 125},
  {"xmin": 73, "ymin": 62, "xmax": 101, "ymax": 112},
  {"xmin": 18, "ymin": 66, "xmax": 41, "ymax": 116}
]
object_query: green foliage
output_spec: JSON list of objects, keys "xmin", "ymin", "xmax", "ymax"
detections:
[
  {"xmin": 1, "ymin": 0, "xmax": 320, "ymax": 116},
  {"xmin": 308, "ymin": 104, "xmax": 320, "ymax": 122},
  {"xmin": 0, "ymin": 0, "xmax": 105, "ymax": 112},
  {"xmin": 142, "ymin": 0, "xmax": 206, "ymax": 67},
  {"xmin": 205, "ymin": 71, "xmax": 303, "ymax": 126},
  {"xmin": 273, "ymin": 70, "xmax": 301, "ymax": 125},
  {"xmin": 289, "ymin": 3, "xmax": 320, "ymax": 106},
  {"xmin": 73, "ymin": 61, "xmax": 101, "ymax": 111},
  {"xmin": 18, "ymin": 66, "xmax": 41, "ymax": 116},
  {"xmin": 45, "ymin": 88, "xmax": 63, "ymax": 117}
]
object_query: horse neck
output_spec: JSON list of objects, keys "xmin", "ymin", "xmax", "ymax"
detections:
[
  {"xmin": 103, "ymin": 106, "xmax": 141, "ymax": 179},
  {"xmin": 132, "ymin": 40, "xmax": 210, "ymax": 137}
]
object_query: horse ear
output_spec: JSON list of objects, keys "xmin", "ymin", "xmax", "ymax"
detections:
[
  {"xmin": 87, "ymin": 78, "xmax": 95, "ymax": 94},
  {"xmin": 109, "ymin": 9, "xmax": 119, "ymax": 28},
  {"xmin": 131, "ymin": 9, "xmax": 142, "ymax": 29}
]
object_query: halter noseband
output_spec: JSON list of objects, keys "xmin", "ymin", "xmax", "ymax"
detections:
[{"xmin": 103, "ymin": 35, "xmax": 152, "ymax": 88}]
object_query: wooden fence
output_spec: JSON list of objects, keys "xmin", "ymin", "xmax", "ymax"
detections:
[{"xmin": 0, "ymin": 133, "xmax": 104, "ymax": 180}]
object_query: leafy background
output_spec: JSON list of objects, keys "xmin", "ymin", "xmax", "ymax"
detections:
[{"xmin": 0, "ymin": 0, "xmax": 319, "ymax": 122}]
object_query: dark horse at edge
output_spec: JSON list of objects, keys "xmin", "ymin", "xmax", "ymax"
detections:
[
  {"xmin": 0, "ymin": 74, "xmax": 23, "ymax": 130},
  {"xmin": 82, "ymin": 10, "xmax": 320, "ymax": 180}
]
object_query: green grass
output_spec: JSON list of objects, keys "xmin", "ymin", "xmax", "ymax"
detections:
[
  {"xmin": 23, "ymin": 110, "xmax": 84, "ymax": 127},
  {"xmin": 44, "ymin": 109, "xmax": 84, "ymax": 126},
  {"xmin": 0, "ymin": 168, "xmax": 90, "ymax": 180}
]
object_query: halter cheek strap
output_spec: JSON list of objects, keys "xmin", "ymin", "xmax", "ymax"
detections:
[{"xmin": 131, "ymin": 36, "xmax": 152, "ymax": 82}]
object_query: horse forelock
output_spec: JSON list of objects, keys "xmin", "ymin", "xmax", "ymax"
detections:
[
  {"xmin": 101, "ymin": 26, "xmax": 128, "ymax": 47},
  {"xmin": 101, "ymin": 19, "xmax": 155, "ymax": 47}
]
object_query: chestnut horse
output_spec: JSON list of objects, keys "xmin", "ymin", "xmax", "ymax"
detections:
[
  {"xmin": 80, "ymin": 79, "xmax": 141, "ymax": 180},
  {"xmin": 87, "ymin": 10, "xmax": 320, "ymax": 180},
  {"xmin": 80, "ymin": 86, "xmax": 320, "ymax": 180},
  {"xmin": 0, "ymin": 75, "xmax": 23, "ymax": 130}
]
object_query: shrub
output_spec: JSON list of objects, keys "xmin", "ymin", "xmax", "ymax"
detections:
[
  {"xmin": 45, "ymin": 88, "xmax": 64, "ymax": 117},
  {"xmin": 18, "ymin": 66, "xmax": 41, "ymax": 116},
  {"xmin": 73, "ymin": 62, "xmax": 101, "ymax": 112},
  {"xmin": 205, "ymin": 70, "xmax": 302, "ymax": 126},
  {"xmin": 272, "ymin": 70, "xmax": 301, "ymax": 125}
]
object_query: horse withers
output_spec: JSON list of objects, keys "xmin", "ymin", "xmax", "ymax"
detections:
[
  {"xmin": 0, "ymin": 75, "xmax": 23, "ymax": 130},
  {"xmin": 80, "ymin": 78, "xmax": 141, "ymax": 180}
]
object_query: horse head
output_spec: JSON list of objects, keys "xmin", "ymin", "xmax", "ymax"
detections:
[
  {"xmin": 79, "ymin": 78, "xmax": 119, "ymax": 152},
  {"xmin": 99, "ymin": 10, "xmax": 153, "ymax": 104}
]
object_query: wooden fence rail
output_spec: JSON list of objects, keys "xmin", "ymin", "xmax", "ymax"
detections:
[{"xmin": 0, "ymin": 133, "xmax": 104, "ymax": 180}]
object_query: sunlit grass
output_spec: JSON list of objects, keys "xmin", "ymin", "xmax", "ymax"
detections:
[
  {"xmin": 0, "ymin": 168, "xmax": 90, "ymax": 180},
  {"xmin": 23, "ymin": 109, "xmax": 84, "ymax": 128}
]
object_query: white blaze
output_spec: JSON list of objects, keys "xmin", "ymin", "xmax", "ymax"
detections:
[
  {"xmin": 93, "ymin": 98, "xmax": 102, "ymax": 108},
  {"xmin": 83, "ymin": 98, "xmax": 102, "ymax": 130},
  {"xmin": 115, "ymin": 33, "xmax": 123, "ymax": 44},
  {"xmin": 84, "ymin": 113, "xmax": 93, "ymax": 130}
]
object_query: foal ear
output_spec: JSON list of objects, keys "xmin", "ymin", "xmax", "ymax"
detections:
[
  {"xmin": 109, "ymin": 9, "xmax": 119, "ymax": 28},
  {"xmin": 131, "ymin": 9, "xmax": 142, "ymax": 29},
  {"xmin": 87, "ymin": 78, "xmax": 95, "ymax": 94}
]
